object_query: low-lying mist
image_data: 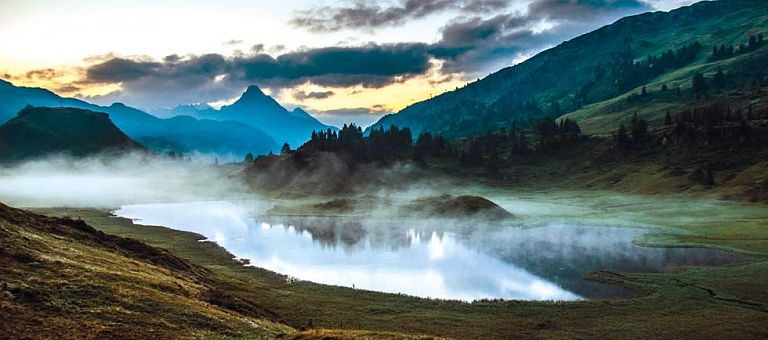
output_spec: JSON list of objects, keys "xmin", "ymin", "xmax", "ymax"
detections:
[{"xmin": 0, "ymin": 153, "xmax": 249, "ymax": 208}]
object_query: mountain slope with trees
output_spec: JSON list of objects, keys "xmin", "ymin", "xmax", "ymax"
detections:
[{"xmin": 368, "ymin": 0, "xmax": 768, "ymax": 138}]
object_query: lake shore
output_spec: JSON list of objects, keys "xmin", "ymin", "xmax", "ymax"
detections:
[{"xmin": 30, "ymin": 190, "xmax": 768, "ymax": 339}]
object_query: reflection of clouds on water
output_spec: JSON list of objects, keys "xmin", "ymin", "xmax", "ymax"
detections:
[{"xmin": 115, "ymin": 201, "xmax": 740, "ymax": 301}]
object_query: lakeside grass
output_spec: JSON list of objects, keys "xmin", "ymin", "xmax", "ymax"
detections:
[{"xmin": 32, "ymin": 189, "xmax": 768, "ymax": 339}]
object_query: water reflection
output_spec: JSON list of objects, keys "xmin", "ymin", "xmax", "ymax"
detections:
[{"xmin": 115, "ymin": 201, "xmax": 741, "ymax": 301}]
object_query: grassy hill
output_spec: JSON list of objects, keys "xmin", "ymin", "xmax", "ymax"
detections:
[
  {"xmin": 0, "ymin": 106, "xmax": 144, "ymax": 162},
  {"xmin": 0, "ymin": 201, "xmax": 443, "ymax": 339},
  {"xmin": 369, "ymin": 0, "xmax": 768, "ymax": 137}
]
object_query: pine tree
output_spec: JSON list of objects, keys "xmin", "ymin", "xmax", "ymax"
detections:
[
  {"xmin": 244, "ymin": 153, "xmax": 254, "ymax": 163},
  {"xmin": 280, "ymin": 143, "xmax": 291, "ymax": 155},
  {"xmin": 615, "ymin": 123, "xmax": 629, "ymax": 148},
  {"xmin": 664, "ymin": 110, "xmax": 673, "ymax": 125},
  {"xmin": 692, "ymin": 72, "xmax": 708, "ymax": 95},
  {"xmin": 712, "ymin": 68, "xmax": 726, "ymax": 91}
]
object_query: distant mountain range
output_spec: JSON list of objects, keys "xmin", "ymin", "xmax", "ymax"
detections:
[
  {"xmin": 165, "ymin": 86, "xmax": 335, "ymax": 148},
  {"xmin": 0, "ymin": 106, "xmax": 143, "ymax": 162},
  {"xmin": 368, "ymin": 0, "xmax": 768, "ymax": 137},
  {"xmin": 0, "ymin": 80, "xmax": 331, "ymax": 157}
]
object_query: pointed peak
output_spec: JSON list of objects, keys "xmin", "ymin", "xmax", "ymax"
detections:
[{"xmin": 243, "ymin": 85, "xmax": 266, "ymax": 98}]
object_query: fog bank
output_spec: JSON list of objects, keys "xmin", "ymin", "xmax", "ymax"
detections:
[{"xmin": 0, "ymin": 153, "xmax": 249, "ymax": 208}]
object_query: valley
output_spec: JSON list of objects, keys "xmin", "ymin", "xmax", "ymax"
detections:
[{"xmin": 1, "ymin": 0, "xmax": 768, "ymax": 338}]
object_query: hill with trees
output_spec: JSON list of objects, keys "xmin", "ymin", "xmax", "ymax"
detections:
[{"xmin": 368, "ymin": 0, "xmax": 768, "ymax": 138}]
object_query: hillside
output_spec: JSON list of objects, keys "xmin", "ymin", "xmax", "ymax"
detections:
[
  {"xmin": 0, "ymin": 200, "xmax": 288, "ymax": 337},
  {"xmin": 0, "ymin": 107, "xmax": 143, "ymax": 162},
  {"xmin": 368, "ymin": 0, "xmax": 768, "ymax": 137},
  {"xmin": 0, "ymin": 201, "xmax": 442, "ymax": 339},
  {"xmin": 0, "ymin": 80, "xmax": 277, "ymax": 157},
  {"xmin": 186, "ymin": 86, "xmax": 335, "ymax": 148}
]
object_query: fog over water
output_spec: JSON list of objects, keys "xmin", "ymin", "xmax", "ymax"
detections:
[
  {"xmin": 0, "ymin": 155, "xmax": 744, "ymax": 301},
  {"xmin": 116, "ymin": 201, "xmax": 741, "ymax": 301}
]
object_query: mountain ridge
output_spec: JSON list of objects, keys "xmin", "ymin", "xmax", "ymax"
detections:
[
  {"xmin": 367, "ymin": 0, "xmax": 768, "ymax": 137},
  {"xmin": 0, "ymin": 80, "xmax": 278, "ymax": 157},
  {"xmin": 184, "ymin": 85, "xmax": 336, "ymax": 148},
  {"xmin": 0, "ymin": 106, "xmax": 144, "ymax": 162}
]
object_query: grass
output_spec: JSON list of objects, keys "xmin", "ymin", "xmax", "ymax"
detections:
[
  {"xmin": 564, "ymin": 46, "xmax": 768, "ymax": 135},
  {"xmin": 29, "ymin": 185, "xmax": 768, "ymax": 339},
  {"xmin": 0, "ymin": 203, "xmax": 435, "ymax": 339}
]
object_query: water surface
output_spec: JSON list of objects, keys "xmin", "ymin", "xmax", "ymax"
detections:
[{"xmin": 115, "ymin": 201, "xmax": 741, "ymax": 301}]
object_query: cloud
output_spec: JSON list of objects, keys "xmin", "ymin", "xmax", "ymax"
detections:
[
  {"xmin": 30, "ymin": 0, "xmax": 665, "ymax": 111},
  {"xmin": 288, "ymin": 0, "xmax": 650, "ymax": 76},
  {"xmin": 290, "ymin": 0, "xmax": 512, "ymax": 32},
  {"xmin": 224, "ymin": 39, "xmax": 243, "ymax": 45},
  {"xmin": 308, "ymin": 107, "xmax": 389, "ymax": 128},
  {"xmin": 429, "ymin": 0, "xmax": 650, "ymax": 74},
  {"xmin": 293, "ymin": 90, "xmax": 336, "ymax": 100},
  {"xmin": 639, "ymin": 0, "xmax": 696, "ymax": 11},
  {"xmin": 528, "ymin": 0, "xmax": 650, "ymax": 20},
  {"xmin": 79, "ymin": 43, "xmax": 433, "ymax": 108},
  {"xmin": 251, "ymin": 44, "xmax": 265, "ymax": 54},
  {"xmin": 55, "ymin": 85, "xmax": 81, "ymax": 93}
]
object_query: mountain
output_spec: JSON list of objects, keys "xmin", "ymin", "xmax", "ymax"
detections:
[
  {"xmin": 368, "ymin": 0, "xmax": 768, "ymax": 137},
  {"xmin": 151, "ymin": 103, "xmax": 217, "ymax": 118},
  {"xmin": 0, "ymin": 106, "xmax": 143, "ymax": 162},
  {"xmin": 144, "ymin": 115, "xmax": 277, "ymax": 156},
  {"xmin": 0, "ymin": 80, "xmax": 277, "ymax": 157},
  {"xmin": 187, "ymin": 86, "xmax": 335, "ymax": 148}
]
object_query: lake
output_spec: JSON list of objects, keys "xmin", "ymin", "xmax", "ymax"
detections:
[{"xmin": 114, "ymin": 200, "xmax": 741, "ymax": 301}]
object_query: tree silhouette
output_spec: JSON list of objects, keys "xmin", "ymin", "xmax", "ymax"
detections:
[{"xmin": 692, "ymin": 72, "xmax": 707, "ymax": 95}]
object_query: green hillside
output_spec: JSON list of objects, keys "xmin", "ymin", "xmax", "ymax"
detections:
[{"xmin": 369, "ymin": 0, "xmax": 768, "ymax": 137}]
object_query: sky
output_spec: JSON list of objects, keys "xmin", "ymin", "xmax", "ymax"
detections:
[{"xmin": 0, "ymin": 0, "xmax": 696, "ymax": 127}]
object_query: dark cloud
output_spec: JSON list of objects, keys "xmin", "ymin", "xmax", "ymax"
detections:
[
  {"xmin": 293, "ymin": 90, "xmax": 336, "ymax": 100},
  {"xmin": 80, "ymin": 43, "xmax": 432, "ymax": 108},
  {"xmin": 228, "ymin": 43, "xmax": 432, "ymax": 88},
  {"xmin": 290, "ymin": 0, "xmax": 512, "ymax": 32},
  {"xmin": 251, "ymin": 44, "xmax": 265, "ymax": 54},
  {"xmin": 529, "ymin": 0, "xmax": 649, "ymax": 20},
  {"xmin": 429, "ymin": 0, "xmax": 650, "ymax": 74},
  {"xmin": 163, "ymin": 54, "xmax": 182, "ymax": 63},
  {"xmin": 85, "ymin": 58, "xmax": 162, "ymax": 83},
  {"xmin": 55, "ymin": 85, "xmax": 81, "ymax": 93},
  {"xmin": 75, "ymin": 0, "xmax": 653, "ymax": 109},
  {"xmin": 21, "ymin": 68, "xmax": 68, "ymax": 81}
]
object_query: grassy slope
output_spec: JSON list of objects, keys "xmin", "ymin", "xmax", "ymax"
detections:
[
  {"xmin": 0, "ymin": 202, "xmax": 293, "ymax": 338},
  {"xmin": 33, "ymin": 189, "xmax": 768, "ymax": 339},
  {"xmin": 0, "ymin": 202, "xmax": 439, "ymax": 339},
  {"xmin": 563, "ymin": 11, "xmax": 768, "ymax": 134}
]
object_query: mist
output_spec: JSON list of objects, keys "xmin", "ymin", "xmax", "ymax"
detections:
[{"xmin": 0, "ymin": 153, "xmax": 250, "ymax": 208}]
